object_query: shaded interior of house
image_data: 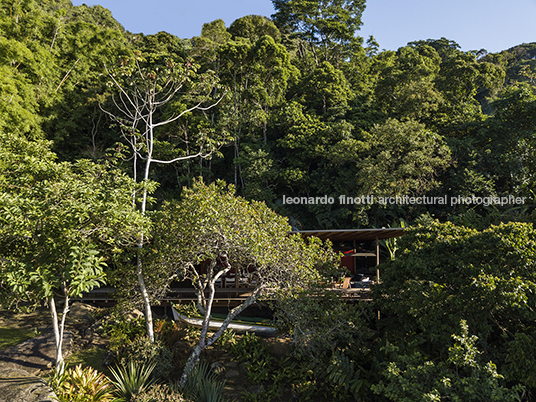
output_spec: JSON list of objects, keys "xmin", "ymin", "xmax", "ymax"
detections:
[{"xmin": 78, "ymin": 228, "xmax": 404, "ymax": 307}]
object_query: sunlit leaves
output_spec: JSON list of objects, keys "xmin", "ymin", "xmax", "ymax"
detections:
[
  {"xmin": 357, "ymin": 118, "xmax": 451, "ymax": 196},
  {"xmin": 271, "ymin": 0, "xmax": 366, "ymax": 63},
  {"xmin": 376, "ymin": 221, "xmax": 536, "ymax": 379},
  {"xmin": 149, "ymin": 179, "xmax": 331, "ymax": 298},
  {"xmin": 372, "ymin": 321, "xmax": 523, "ymax": 401},
  {"xmin": 0, "ymin": 134, "xmax": 148, "ymax": 307}
]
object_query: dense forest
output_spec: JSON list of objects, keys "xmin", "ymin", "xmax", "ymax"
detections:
[
  {"xmin": 2, "ymin": 0, "xmax": 536, "ymax": 401},
  {"xmin": 2, "ymin": 0, "xmax": 535, "ymax": 230}
]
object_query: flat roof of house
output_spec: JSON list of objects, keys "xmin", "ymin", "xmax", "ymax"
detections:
[{"xmin": 290, "ymin": 228, "xmax": 405, "ymax": 241}]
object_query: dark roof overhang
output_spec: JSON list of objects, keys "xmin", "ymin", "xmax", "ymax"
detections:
[{"xmin": 290, "ymin": 228, "xmax": 405, "ymax": 242}]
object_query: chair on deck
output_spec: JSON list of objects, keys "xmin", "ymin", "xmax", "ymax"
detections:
[
  {"xmin": 341, "ymin": 277, "xmax": 351, "ymax": 289},
  {"xmin": 225, "ymin": 274, "xmax": 236, "ymax": 288}
]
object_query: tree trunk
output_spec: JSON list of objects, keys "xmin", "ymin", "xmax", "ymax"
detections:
[
  {"xmin": 49, "ymin": 296, "xmax": 65, "ymax": 374},
  {"xmin": 179, "ymin": 343, "xmax": 204, "ymax": 388},
  {"xmin": 137, "ymin": 244, "xmax": 154, "ymax": 342},
  {"xmin": 178, "ymin": 284, "xmax": 262, "ymax": 388},
  {"xmin": 102, "ymin": 65, "xmax": 225, "ymax": 345},
  {"xmin": 138, "ymin": 140, "xmax": 155, "ymax": 342}
]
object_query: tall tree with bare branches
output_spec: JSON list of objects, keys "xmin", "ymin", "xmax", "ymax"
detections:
[{"xmin": 102, "ymin": 52, "xmax": 228, "ymax": 341}]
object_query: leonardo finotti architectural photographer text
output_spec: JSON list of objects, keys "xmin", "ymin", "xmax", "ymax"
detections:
[{"xmin": 282, "ymin": 195, "xmax": 528, "ymax": 207}]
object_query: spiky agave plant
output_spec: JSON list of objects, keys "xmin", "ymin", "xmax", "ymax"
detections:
[
  {"xmin": 109, "ymin": 359, "xmax": 157, "ymax": 401},
  {"xmin": 180, "ymin": 361, "xmax": 226, "ymax": 402}
]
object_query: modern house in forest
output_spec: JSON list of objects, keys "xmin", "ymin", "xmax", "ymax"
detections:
[
  {"xmin": 291, "ymin": 228, "xmax": 405, "ymax": 284},
  {"xmin": 79, "ymin": 228, "xmax": 405, "ymax": 305}
]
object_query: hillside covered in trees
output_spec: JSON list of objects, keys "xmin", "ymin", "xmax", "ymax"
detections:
[
  {"xmin": 4, "ymin": 1, "xmax": 536, "ymax": 401},
  {"xmin": 2, "ymin": 0, "xmax": 535, "ymax": 231}
]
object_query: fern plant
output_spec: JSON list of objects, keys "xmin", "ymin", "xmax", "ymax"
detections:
[{"xmin": 327, "ymin": 350, "xmax": 364, "ymax": 398}]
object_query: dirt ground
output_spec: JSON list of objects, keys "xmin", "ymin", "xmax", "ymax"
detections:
[
  {"xmin": 0, "ymin": 307, "xmax": 52, "ymax": 334},
  {"xmin": 0, "ymin": 302, "xmax": 106, "ymax": 376},
  {"xmin": 0, "ymin": 302, "xmax": 297, "ymax": 401}
]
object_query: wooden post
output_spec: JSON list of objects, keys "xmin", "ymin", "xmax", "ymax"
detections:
[
  {"xmin": 353, "ymin": 240, "xmax": 356, "ymax": 275},
  {"xmin": 376, "ymin": 236, "xmax": 380, "ymax": 282},
  {"xmin": 376, "ymin": 235, "xmax": 380, "ymax": 320}
]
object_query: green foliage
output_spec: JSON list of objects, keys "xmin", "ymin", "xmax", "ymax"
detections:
[
  {"xmin": 181, "ymin": 361, "xmax": 226, "ymax": 402},
  {"xmin": 149, "ymin": 179, "xmax": 333, "ymax": 314},
  {"xmin": 0, "ymin": 0, "xmax": 532, "ymax": 232},
  {"xmin": 504, "ymin": 332, "xmax": 536, "ymax": 389},
  {"xmin": 131, "ymin": 384, "xmax": 187, "ymax": 402},
  {"xmin": 229, "ymin": 332, "xmax": 267, "ymax": 362},
  {"xmin": 371, "ymin": 321, "xmax": 524, "ymax": 402},
  {"xmin": 271, "ymin": 0, "xmax": 366, "ymax": 63},
  {"xmin": 191, "ymin": 19, "xmax": 231, "ymax": 73},
  {"xmin": 102, "ymin": 45, "xmax": 226, "ymax": 183},
  {"xmin": 357, "ymin": 118, "xmax": 451, "ymax": 196},
  {"xmin": 229, "ymin": 332, "xmax": 277, "ymax": 384},
  {"xmin": 118, "ymin": 336, "xmax": 174, "ymax": 381},
  {"xmin": 2, "ymin": 3, "xmax": 536, "ymax": 398},
  {"xmin": 154, "ymin": 318, "xmax": 187, "ymax": 350},
  {"xmin": 101, "ymin": 312, "xmax": 174, "ymax": 380},
  {"xmin": 271, "ymin": 357, "xmax": 318, "ymax": 401},
  {"xmin": 50, "ymin": 364, "xmax": 115, "ymax": 402},
  {"xmin": 376, "ymin": 221, "xmax": 536, "ymax": 393},
  {"xmin": 0, "ymin": 139, "xmax": 148, "ymax": 306},
  {"xmin": 471, "ymin": 83, "xmax": 536, "ymax": 196},
  {"xmin": 379, "ymin": 219, "xmax": 407, "ymax": 261},
  {"xmin": 227, "ymin": 333, "xmax": 333, "ymax": 401},
  {"xmin": 170, "ymin": 304, "xmax": 203, "ymax": 342},
  {"xmin": 0, "ymin": 132, "xmax": 147, "ymax": 369},
  {"xmin": 214, "ymin": 328, "xmax": 236, "ymax": 347},
  {"xmin": 109, "ymin": 359, "xmax": 157, "ymax": 401},
  {"xmin": 229, "ymin": 15, "xmax": 281, "ymax": 43},
  {"xmin": 101, "ymin": 312, "xmax": 147, "ymax": 352},
  {"xmin": 274, "ymin": 289, "xmax": 374, "ymax": 362},
  {"xmin": 481, "ymin": 43, "xmax": 536, "ymax": 87},
  {"xmin": 0, "ymin": 326, "xmax": 40, "ymax": 349},
  {"xmin": 327, "ymin": 350, "xmax": 364, "ymax": 399},
  {"xmin": 296, "ymin": 60, "xmax": 353, "ymax": 117}
]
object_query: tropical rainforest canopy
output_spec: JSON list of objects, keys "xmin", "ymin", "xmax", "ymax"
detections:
[
  {"xmin": 1, "ymin": 0, "xmax": 534, "ymax": 230},
  {"xmin": 2, "ymin": 0, "xmax": 536, "ymax": 399}
]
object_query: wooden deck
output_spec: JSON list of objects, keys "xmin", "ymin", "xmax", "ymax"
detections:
[{"xmin": 76, "ymin": 285, "xmax": 372, "ymax": 305}]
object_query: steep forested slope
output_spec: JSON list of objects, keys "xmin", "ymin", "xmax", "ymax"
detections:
[{"xmin": 1, "ymin": 0, "xmax": 535, "ymax": 230}]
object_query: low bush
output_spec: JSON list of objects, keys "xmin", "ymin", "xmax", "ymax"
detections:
[
  {"xmin": 228, "ymin": 332, "xmax": 320, "ymax": 400},
  {"xmin": 228, "ymin": 332, "xmax": 276, "ymax": 385},
  {"xmin": 215, "ymin": 328, "xmax": 236, "ymax": 347},
  {"xmin": 99, "ymin": 310, "xmax": 176, "ymax": 380},
  {"xmin": 131, "ymin": 384, "xmax": 187, "ymax": 402},
  {"xmin": 101, "ymin": 310, "xmax": 146, "ymax": 353},
  {"xmin": 229, "ymin": 332, "xmax": 269, "ymax": 362},
  {"xmin": 119, "ymin": 335, "xmax": 174, "ymax": 381},
  {"xmin": 154, "ymin": 319, "xmax": 186, "ymax": 349}
]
